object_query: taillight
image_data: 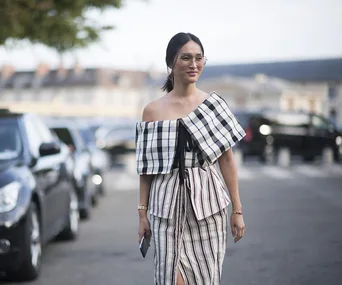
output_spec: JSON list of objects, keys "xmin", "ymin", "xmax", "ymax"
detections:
[{"xmin": 244, "ymin": 127, "xmax": 253, "ymax": 142}]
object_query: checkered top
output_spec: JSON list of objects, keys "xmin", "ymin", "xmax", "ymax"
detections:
[{"xmin": 135, "ymin": 92, "xmax": 246, "ymax": 175}]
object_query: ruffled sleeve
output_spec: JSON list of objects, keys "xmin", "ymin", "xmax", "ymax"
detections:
[{"xmin": 181, "ymin": 93, "xmax": 245, "ymax": 164}]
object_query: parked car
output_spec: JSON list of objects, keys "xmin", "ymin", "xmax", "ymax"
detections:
[
  {"xmin": 47, "ymin": 122, "xmax": 97, "ymax": 219},
  {"xmin": 234, "ymin": 109, "xmax": 342, "ymax": 162},
  {"xmin": 95, "ymin": 122, "xmax": 136, "ymax": 159},
  {"xmin": 78, "ymin": 125, "xmax": 111, "ymax": 196},
  {"xmin": 0, "ymin": 110, "xmax": 79, "ymax": 281}
]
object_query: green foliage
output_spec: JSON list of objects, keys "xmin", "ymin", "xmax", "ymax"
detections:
[{"xmin": 0, "ymin": 0, "xmax": 123, "ymax": 53}]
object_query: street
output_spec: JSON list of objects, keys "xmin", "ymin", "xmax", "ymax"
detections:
[{"xmin": 2, "ymin": 154, "xmax": 342, "ymax": 285}]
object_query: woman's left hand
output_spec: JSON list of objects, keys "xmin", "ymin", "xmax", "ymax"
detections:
[{"xmin": 230, "ymin": 213, "xmax": 245, "ymax": 243}]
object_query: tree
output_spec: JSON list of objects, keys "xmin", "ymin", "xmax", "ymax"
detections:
[{"xmin": 0, "ymin": 0, "xmax": 123, "ymax": 53}]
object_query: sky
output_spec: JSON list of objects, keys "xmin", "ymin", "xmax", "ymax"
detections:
[{"xmin": 1, "ymin": 0, "xmax": 342, "ymax": 72}]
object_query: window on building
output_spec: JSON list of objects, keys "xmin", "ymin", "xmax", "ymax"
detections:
[
  {"xmin": 287, "ymin": 97, "xmax": 295, "ymax": 111},
  {"xmin": 328, "ymin": 85, "xmax": 337, "ymax": 101},
  {"xmin": 308, "ymin": 98, "xmax": 317, "ymax": 113}
]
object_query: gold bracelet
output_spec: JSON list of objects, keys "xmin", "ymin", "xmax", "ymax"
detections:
[
  {"xmin": 138, "ymin": 204, "xmax": 148, "ymax": 211},
  {"xmin": 232, "ymin": 211, "xmax": 243, "ymax": 215}
]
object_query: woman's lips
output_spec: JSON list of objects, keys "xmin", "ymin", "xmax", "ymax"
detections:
[{"xmin": 187, "ymin": 71, "xmax": 197, "ymax": 76}]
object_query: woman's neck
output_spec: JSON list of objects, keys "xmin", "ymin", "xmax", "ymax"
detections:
[{"xmin": 171, "ymin": 83, "xmax": 197, "ymax": 99}]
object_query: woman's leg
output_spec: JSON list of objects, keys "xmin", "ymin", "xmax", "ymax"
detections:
[{"xmin": 176, "ymin": 271, "xmax": 185, "ymax": 285}]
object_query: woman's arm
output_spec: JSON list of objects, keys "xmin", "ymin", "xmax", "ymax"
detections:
[
  {"xmin": 137, "ymin": 103, "xmax": 156, "ymax": 242},
  {"xmin": 139, "ymin": 175, "xmax": 154, "ymax": 213},
  {"xmin": 218, "ymin": 148, "xmax": 245, "ymax": 242},
  {"xmin": 218, "ymin": 148, "xmax": 242, "ymax": 211}
]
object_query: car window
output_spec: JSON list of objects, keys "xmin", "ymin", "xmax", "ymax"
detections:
[
  {"xmin": 312, "ymin": 115, "xmax": 333, "ymax": 130},
  {"xmin": 33, "ymin": 116, "xmax": 54, "ymax": 142},
  {"xmin": 79, "ymin": 128, "xmax": 96, "ymax": 145},
  {"xmin": 52, "ymin": 127, "xmax": 86, "ymax": 150},
  {"xmin": 264, "ymin": 113, "xmax": 310, "ymax": 127},
  {"xmin": 52, "ymin": 128, "xmax": 75, "ymax": 146},
  {"xmin": 23, "ymin": 116, "xmax": 44, "ymax": 157},
  {"xmin": 0, "ymin": 118, "xmax": 22, "ymax": 160}
]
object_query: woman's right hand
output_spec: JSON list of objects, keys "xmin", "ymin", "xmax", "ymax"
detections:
[{"xmin": 138, "ymin": 214, "xmax": 151, "ymax": 243}]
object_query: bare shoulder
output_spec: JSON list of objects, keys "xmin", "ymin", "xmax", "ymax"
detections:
[
  {"xmin": 197, "ymin": 89, "xmax": 210, "ymax": 100},
  {"xmin": 142, "ymin": 96, "xmax": 167, "ymax": 122}
]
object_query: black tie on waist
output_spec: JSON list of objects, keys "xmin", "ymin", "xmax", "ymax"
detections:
[{"xmin": 173, "ymin": 121, "xmax": 193, "ymax": 185}]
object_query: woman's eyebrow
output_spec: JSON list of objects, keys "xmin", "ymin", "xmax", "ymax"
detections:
[{"xmin": 180, "ymin": 52, "xmax": 203, "ymax": 56}]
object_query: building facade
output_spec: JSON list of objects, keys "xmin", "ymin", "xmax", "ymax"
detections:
[
  {"xmin": 0, "ymin": 63, "xmax": 159, "ymax": 119},
  {"xmin": 2, "ymin": 58, "xmax": 341, "ymax": 129},
  {"xmin": 200, "ymin": 58, "xmax": 342, "ymax": 128}
]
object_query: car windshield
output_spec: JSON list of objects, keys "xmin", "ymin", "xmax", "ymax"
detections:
[{"xmin": 0, "ymin": 118, "xmax": 22, "ymax": 160}]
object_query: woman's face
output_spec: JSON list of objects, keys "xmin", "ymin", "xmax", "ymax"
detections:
[{"xmin": 172, "ymin": 40, "xmax": 206, "ymax": 86}]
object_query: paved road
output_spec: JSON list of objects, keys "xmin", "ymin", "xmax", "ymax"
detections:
[{"xmin": 2, "ymin": 154, "xmax": 342, "ymax": 285}]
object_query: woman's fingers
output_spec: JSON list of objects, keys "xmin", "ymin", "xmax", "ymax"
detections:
[
  {"xmin": 234, "ymin": 225, "xmax": 245, "ymax": 243},
  {"xmin": 138, "ymin": 232, "xmax": 143, "ymax": 243},
  {"xmin": 145, "ymin": 229, "xmax": 152, "ymax": 239},
  {"xmin": 138, "ymin": 227, "xmax": 151, "ymax": 243},
  {"xmin": 230, "ymin": 223, "xmax": 236, "ymax": 237},
  {"xmin": 138, "ymin": 217, "xmax": 151, "ymax": 243}
]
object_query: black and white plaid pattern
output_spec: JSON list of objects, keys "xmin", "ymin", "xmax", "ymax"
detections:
[
  {"xmin": 136, "ymin": 92, "xmax": 245, "ymax": 175},
  {"xmin": 136, "ymin": 119, "xmax": 179, "ymax": 175},
  {"xmin": 182, "ymin": 92, "xmax": 246, "ymax": 164}
]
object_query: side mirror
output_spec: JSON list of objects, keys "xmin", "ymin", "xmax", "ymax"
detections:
[{"xmin": 39, "ymin": 142, "xmax": 61, "ymax": 157}]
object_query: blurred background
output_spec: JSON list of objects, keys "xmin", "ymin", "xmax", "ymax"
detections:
[{"xmin": 0, "ymin": 1, "xmax": 341, "ymax": 284}]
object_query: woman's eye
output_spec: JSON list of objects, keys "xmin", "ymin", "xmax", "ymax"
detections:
[
  {"xmin": 196, "ymin": 56, "xmax": 203, "ymax": 61},
  {"xmin": 181, "ymin": 57, "xmax": 190, "ymax": 61}
]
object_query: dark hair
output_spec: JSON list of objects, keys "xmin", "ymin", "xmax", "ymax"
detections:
[{"xmin": 162, "ymin": 32, "xmax": 205, "ymax": 92}]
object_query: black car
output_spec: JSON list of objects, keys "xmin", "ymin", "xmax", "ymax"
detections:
[
  {"xmin": 48, "ymin": 122, "xmax": 96, "ymax": 219},
  {"xmin": 0, "ymin": 110, "xmax": 79, "ymax": 281},
  {"xmin": 235, "ymin": 109, "xmax": 342, "ymax": 162}
]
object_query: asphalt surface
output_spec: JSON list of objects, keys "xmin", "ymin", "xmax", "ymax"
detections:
[{"xmin": 1, "ymin": 154, "xmax": 342, "ymax": 285}]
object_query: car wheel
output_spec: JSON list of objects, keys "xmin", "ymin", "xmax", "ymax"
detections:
[
  {"xmin": 6, "ymin": 202, "xmax": 42, "ymax": 281},
  {"xmin": 88, "ymin": 176, "xmax": 99, "ymax": 208},
  {"xmin": 96, "ymin": 173, "xmax": 106, "ymax": 196},
  {"xmin": 91, "ymin": 189, "xmax": 99, "ymax": 207},
  {"xmin": 79, "ymin": 190, "xmax": 92, "ymax": 220},
  {"xmin": 333, "ymin": 148, "xmax": 340, "ymax": 162},
  {"xmin": 100, "ymin": 183, "xmax": 106, "ymax": 196},
  {"xmin": 56, "ymin": 189, "xmax": 79, "ymax": 240},
  {"xmin": 260, "ymin": 144, "xmax": 274, "ymax": 164}
]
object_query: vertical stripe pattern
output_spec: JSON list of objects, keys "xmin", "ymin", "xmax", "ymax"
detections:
[
  {"xmin": 136, "ymin": 92, "xmax": 244, "ymax": 285},
  {"xmin": 149, "ymin": 165, "xmax": 230, "ymax": 220},
  {"xmin": 151, "ymin": 171, "xmax": 227, "ymax": 285}
]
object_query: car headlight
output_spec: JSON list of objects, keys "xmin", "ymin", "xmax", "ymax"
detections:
[
  {"xmin": 259, "ymin": 124, "xmax": 272, "ymax": 136},
  {"xmin": 0, "ymin": 181, "xmax": 21, "ymax": 213}
]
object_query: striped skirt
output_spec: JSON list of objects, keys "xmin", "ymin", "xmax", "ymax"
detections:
[{"xmin": 150, "ymin": 175, "xmax": 228, "ymax": 285}]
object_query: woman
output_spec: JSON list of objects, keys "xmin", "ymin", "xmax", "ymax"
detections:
[{"xmin": 136, "ymin": 32, "xmax": 246, "ymax": 285}]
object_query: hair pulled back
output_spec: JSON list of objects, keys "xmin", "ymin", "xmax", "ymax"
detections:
[{"xmin": 162, "ymin": 32, "xmax": 204, "ymax": 92}]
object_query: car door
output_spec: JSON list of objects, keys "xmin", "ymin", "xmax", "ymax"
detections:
[
  {"xmin": 264, "ymin": 112, "xmax": 309, "ymax": 155},
  {"xmin": 71, "ymin": 128, "xmax": 93, "ymax": 195},
  {"xmin": 309, "ymin": 114, "xmax": 336, "ymax": 155},
  {"xmin": 24, "ymin": 116, "xmax": 68, "ymax": 238}
]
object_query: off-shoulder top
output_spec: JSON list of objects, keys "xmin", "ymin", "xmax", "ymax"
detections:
[{"xmin": 135, "ymin": 92, "xmax": 246, "ymax": 178}]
